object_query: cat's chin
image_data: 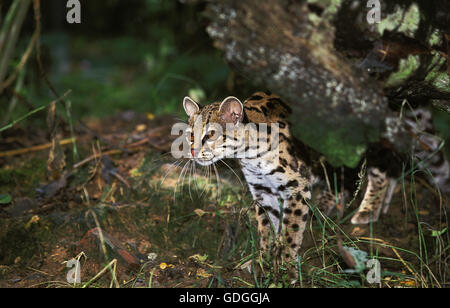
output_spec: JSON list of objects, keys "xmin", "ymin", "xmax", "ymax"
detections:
[{"xmin": 194, "ymin": 158, "xmax": 217, "ymax": 166}]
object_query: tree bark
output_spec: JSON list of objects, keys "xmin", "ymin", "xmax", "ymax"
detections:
[{"xmin": 204, "ymin": 0, "xmax": 425, "ymax": 167}]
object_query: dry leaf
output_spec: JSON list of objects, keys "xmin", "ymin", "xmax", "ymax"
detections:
[{"xmin": 194, "ymin": 209, "xmax": 206, "ymax": 217}]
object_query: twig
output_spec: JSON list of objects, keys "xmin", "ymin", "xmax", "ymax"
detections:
[
  {"xmin": 32, "ymin": 0, "xmax": 68, "ymax": 110},
  {"xmin": 0, "ymin": 137, "xmax": 76, "ymax": 158},
  {"xmin": 110, "ymin": 170, "xmax": 131, "ymax": 188},
  {"xmin": 359, "ymin": 236, "xmax": 441, "ymax": 288},
  {"xmin": 73, "ymin": 150, "xmax": 123, "ymax": 169},
  {"xmin": 0, "ymin": 89, "xmax": 72, "ymax": 133},
  {"xmin": 6, "ymin": 87, "xmax": 36, "ymax": 110},
  {"xmin": 123, "ymin": 126, "xmax": 173, "ymax": 149}
]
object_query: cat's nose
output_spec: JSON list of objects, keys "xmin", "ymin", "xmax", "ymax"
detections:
[{"xmin": 191, "ymin": 148, "xmax": 197, "ymax": 158}]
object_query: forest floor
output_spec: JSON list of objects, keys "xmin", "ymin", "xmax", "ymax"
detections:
[{"xmin": 0, "ymin": 111, "xmax": 448, "ymax": 288}]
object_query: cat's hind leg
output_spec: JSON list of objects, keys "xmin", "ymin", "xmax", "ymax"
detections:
[{"xmin": 351, "ymin": 167, "xmax": 394, "ymax": 224}]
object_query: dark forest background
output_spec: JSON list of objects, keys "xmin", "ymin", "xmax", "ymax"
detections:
[{"xmin": 2, "ymin": 0, "xmax": 241, "ymax": 122}]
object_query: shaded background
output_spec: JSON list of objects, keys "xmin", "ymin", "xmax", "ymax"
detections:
[{"xmin": 4, "ymin": 0, "xmax": 247, "ymax": 121}]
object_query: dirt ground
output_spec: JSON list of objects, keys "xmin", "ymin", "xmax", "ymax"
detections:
[{"xmin": 0, "ymin": 112, "xmax": 448, "ymax": 288}]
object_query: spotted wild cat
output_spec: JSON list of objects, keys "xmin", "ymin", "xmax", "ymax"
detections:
[
  {"xmin": 180, "ymin": 92, "xmax": 450, "ymax": 262},
  {"xmin": 182, "ymin": 91, "xmax": 313, "ymax": 261}
]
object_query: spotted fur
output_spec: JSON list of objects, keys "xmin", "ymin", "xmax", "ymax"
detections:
[
  {"xmin": 182, "ymin": 93, "xmax": 449, "ymax": 258},
  {"xmin": 351, "ymin": 108, "xmax": 449, "ymax": 224},
  {"xmin": 183, "ymin": 91, "xmax": 312, "ymax": 261}
]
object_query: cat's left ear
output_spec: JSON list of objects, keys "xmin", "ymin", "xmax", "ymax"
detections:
[
  {"xmin": 219, "ymin": 96, "xmax": 244, "ymax": 126},
  {"xmin": 183, "ymin": 96, "xmax": 200, "ymax": 118}
]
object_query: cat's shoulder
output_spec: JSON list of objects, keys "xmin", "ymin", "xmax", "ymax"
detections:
[{"xmin": 243, "ymin": 91, "xmax": 292, "ymax": 121}]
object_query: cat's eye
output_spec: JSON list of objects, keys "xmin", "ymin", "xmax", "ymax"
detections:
[
  {"xmin": 203, "ymin": 130, "xmax": 216, "ymax": 142},
  {"xmin": 207, "ymin": 131, "xmax": 216, "ymax": 138}
]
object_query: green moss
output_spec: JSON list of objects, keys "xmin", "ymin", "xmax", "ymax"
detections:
[
  {"xmin": 307, "ymin": 0, "xmax": 342, "ymax": 16},
  {"xmin": 426, "ymin": 71, "xmax": 450, "ymax": 93},
  {"xmin": 424, "ymin": 54, "xmax": 450, "ymax": 93},
  {"xmin": 385, "ymin": 55, "xmax": 421, "ymax": 87},
  {"xmin": 377, "ymin": 4, "xmax": 420, "ymax": 37},
  {"xmin": 292, "ymin": 116, "xmax": 378, "ymax": 168},
  {"xmin": 321, "ymin": 132, "xmax": 367, "ymax": 168},
  {"xmin": 428, "ymin": 30, "xmax": 442, "ymax": 47}
]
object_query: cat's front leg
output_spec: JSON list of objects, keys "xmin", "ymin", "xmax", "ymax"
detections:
[
  {"xmin": 250, "ymin": 188, "xmax": 281, "ymax": 254},
  {"xmin": 279, "ymin": 184, "xmax": 312, "ymax": 262}
]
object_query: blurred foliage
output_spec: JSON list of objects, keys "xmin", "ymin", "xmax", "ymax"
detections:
[
  {"xmin": 433, "ymin": 109, "xmax": 450, "ymax": 158},
  {"xmin": 1, "ymin": 0, "xmax": 232, "ymax": 124}
]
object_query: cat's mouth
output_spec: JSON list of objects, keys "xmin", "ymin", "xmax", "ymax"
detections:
[
  {"xmin": 191, "ymin": 151, "xmax": 216, "ymax": 166},
  {"xmin": 193, "ymin": 158, "xmax": 214, "ymax": 166}
]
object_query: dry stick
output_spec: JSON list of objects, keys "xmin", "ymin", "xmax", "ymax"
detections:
[
  {"xmin": 31, "ymin": 0, "xmax": 74, "ymax": 179},
  {"xmin": 84, "ymin": 210, "xmax": 120, "ymax": 288},
  {"xmin": 0, "ymin": 137, "xmax": 76, "ymax": 158},
  {"xmin": 359, "ymin": 236, "xmax": 441, "ymax": 288},
  {"xmin": 0, "ymin": 89, "xmax": 71, "ymax": 133},
  {"xmin": 32, "ymin": 3, "xmax": 95, "ymax": 163},
  {"xmin": 76, "ymin": 148, "xmax": 130, "ymax": 188},
  {"xmin": 73, "ymin": 148, "xmax": 133, "ymax": 188},
  {"xmin": 28, "ymin": 0, "xmax": 81, "ymax": 162},
  {"xmin": 109, "ymin": 170, "xmax": 131, "ymax": 188},
  {"xmin": 6, "ymin": 87, "xmax": 36, "ymax": 111},
  {"xmin": 73, "ymin": 150, "xmax": 123, "ymax": 169},
  {"xmin": 32, "ymin": 0, "xmax": 67, "ymax": 110},
  {"xmin": 123, "ymin": 126, "xmax": 173, "ymax": 150},
  {"xmin": 1, "ymin": 137, "xmax": 136, "ymax": 188}
]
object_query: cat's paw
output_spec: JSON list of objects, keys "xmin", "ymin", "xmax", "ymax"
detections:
[{"xmin": 351, "ymin": 168, "xmax": 397, "ymax": 225}]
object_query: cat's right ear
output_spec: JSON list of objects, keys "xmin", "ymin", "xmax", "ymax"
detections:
[{"xmin": 183, "ymin": 96, "xmax": 200, "ymax": 117}]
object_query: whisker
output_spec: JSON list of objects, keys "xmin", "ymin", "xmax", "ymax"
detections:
[
  {"xmin": 174, "ymin": 117, "xmax": 187, "ymax": 124},
  {"xmin": 137, "ymin": 153, "xmax": 175, "ymax": 176},
  {"xmin": 174, "ymin": 160, "xmax": 191, "ymax": 201},
  {"xmin": 148, "ymin": 151, "xmax": 178, "ymax": 165},
  {"xmin": 188, "ymin": 160, "xmax": 194, "ymax": 201},
  {"xmin": 193, "ymin": 160, "xmax": 200, "ymax": 191},
  {"xmin": 159, "ymin": 158, "xmax": 184, "ymax": 188},
  {"xmin": 181, "ymin": 160, "xmax": 191, "ymax": 195},
  {"xmin": 212, "ymin": 162, "xmax": 222, "ymax": 199},
  {"xmin": 219, "ymin": 159, "xmax": 245, "ymax": 189},
  {"xmin": 171, "ymin": 160, "xmax": 187, "ymax": 196},
  {"xmin": 200, "ymin": 164, "xmax": 210, "ymax": 198},
  {"xmin": 141, "ymin": 153, "xmax": 183, "ymax": 180}
]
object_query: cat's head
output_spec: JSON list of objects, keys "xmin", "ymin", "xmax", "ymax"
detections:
[{"xmin": 182, "ymin": 96, "xmax": 244, "ymax": 166}]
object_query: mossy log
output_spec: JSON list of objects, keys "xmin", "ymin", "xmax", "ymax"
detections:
[{"xmin": 204, "ymin": 0, "xmax": 448, "ymax": 167}]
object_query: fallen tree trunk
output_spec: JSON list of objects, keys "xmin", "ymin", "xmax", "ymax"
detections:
[{"xmin": 204, "ymin": 0, "xmax": 446, "ymax": 167}]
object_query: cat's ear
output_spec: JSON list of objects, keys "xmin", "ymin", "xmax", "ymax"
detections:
[
  {"xmin": 183, "ymin": 96, "xmax": 200, "ymax": 117},
  {"xmin": 219, "ymin": 96, "xmax": 243, "ymax": 126}
]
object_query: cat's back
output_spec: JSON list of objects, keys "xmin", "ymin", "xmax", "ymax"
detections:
[{"xmin": 243, "ymin": 91, "xmax": 292, "ymax": 124}]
